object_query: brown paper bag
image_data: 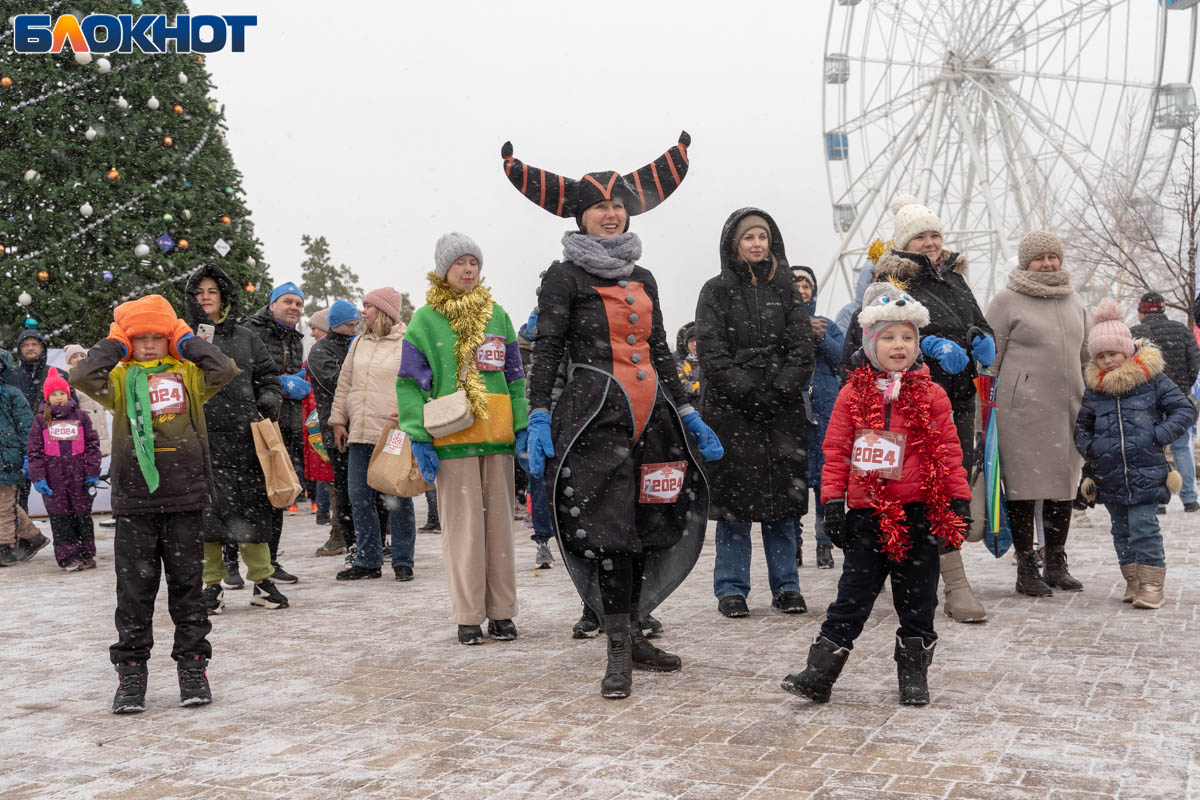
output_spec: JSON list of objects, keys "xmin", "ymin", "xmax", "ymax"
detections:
[
  {"xmin": 251, "ymin": 417, "xmax": 303, "ymax": 509},
  {"xmin": 367, "ymin": 426, "xmax": 434, "ymax": 498}
]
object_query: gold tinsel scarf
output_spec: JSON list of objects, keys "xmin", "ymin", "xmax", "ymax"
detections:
[{"xmin": 426, "ymin": 272, "xmax": 494, "ymax": 421}]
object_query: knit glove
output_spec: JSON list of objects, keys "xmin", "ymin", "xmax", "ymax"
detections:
[
  {"xmin": 168, "ymin": 319, "xmax": 195, "ymax": 360},
  {"xmin": 280, "ymin": 369, "xmax": 311, "ymax": 401},
  {"xmin": 107, "ymin": 321, "xmax": 132, "ymax": 360},
  {"xmin": 411, "ymin": 440, "xmax": 440, "ymax": 483},
  {"xmin": 32, "ymin": 479, "xmax": 52, "ymax": 496},
  {"xmin": 682, "ymin": 412, "xmax": 724, "ymax": 461},
  {"xmin": 526, "ymin": 410, "xmax": 555, "ymax": 478},
  {"xmin": 920, "ymin": 336, "xmax": 969, "ymax": 374},
  {"xmin": 823, "ymin": 500, "xmax": 846, "ymax": 549},
  {"xmin": 970, "ymin": 334, "xmax": 996, "ymax": 367},
  {"xmin": 949, "ymin": 497, "xmax": 972, "ymax": 543},
  {"xmin": 515, "ymin": 429, "xmax": 531, "ymax": 474}
]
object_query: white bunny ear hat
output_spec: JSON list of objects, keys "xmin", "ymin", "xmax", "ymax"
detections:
[
  {"xmin": 891, "ymin": 193, "xmax": 943, "ymax": 250},
  {"xmin": 859, "ymin": 281, "xmax": 930, "ymax": 331}
]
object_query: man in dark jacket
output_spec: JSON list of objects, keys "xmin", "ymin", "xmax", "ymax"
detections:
[
  {"xmin": 1131, "ymin": 291, "xmax": 1200, "ymax": 512},
  {"xmin": 243, "ymin": 282, "xmax": 309, "ymax": 582},
  {"xmin": 307, "ymin": 299, "xmax": 360, "ymax": 555},
  {"xmin": 8, "ymin": 325, "xmax": 51, "ymax": 510}
]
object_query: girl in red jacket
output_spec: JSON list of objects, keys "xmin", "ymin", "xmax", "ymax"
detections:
[{"xmin": 782, "ymin": 281, "xmax": 971, "ymax": 706}]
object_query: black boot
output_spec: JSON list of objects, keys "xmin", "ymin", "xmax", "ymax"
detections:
[
  {"xmin": 895, "ymin": 636, "xmax": 935, "ymax": 706},
  {"xmin": 177, "ymin": 655, "xmax": 212, "ymax": 707},
  {"xmin": 1015, "ymin": 551, "xmax": 1053, "ymax": 597},
  {"xmin": 112, "ymin": 661, "xmax": 148, "ymax": 714},
  {"xmin": 630, "ymin": 619, "xmax": 681, "ymax": 672},
  {"xmin": 600, "ymin": 615, "xmax": 633, "ymax": 699},
  {"xmin": 1042, "ymin": 548, "xmax": 1083, "ymax": 592},
  {"xmin": 781, "ymin": 636, "xmax": 850, "ymax": 704}
]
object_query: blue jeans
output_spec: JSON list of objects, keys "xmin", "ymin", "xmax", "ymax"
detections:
[
  {"xmin": 347, "ymin": 443, "xmax": 415, "ymax": 570},
  {"xmin": 713, "ymin": 519, "xmax": 801, "ymax": 599},
  {"xmin": 315, "ymin": 481, "xmax": 330, "ymax": 515},
  {"xmin": 1169, "ymin": 432, "xmax": 1197, "ymax": 504},
  {"xmin": 1104, "ymin": 502, "xmax": 1165, "ymax": 567},
  {"xmin": 528, "ymin": 472, "xmax": 554, "ymax": 544},
  {"xmin": 795, "ymin": 487, "xmax": 830, "ymax": 547}
]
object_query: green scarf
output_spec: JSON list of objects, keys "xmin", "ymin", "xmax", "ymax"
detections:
[{"xmin": 125, "ymin": 362, "xmax": 173, "ymax": 493}]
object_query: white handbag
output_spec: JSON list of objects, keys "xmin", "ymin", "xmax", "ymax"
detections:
[{"xmin": 423, "ymin": 367, "xmax": 475, "ymax": 438}]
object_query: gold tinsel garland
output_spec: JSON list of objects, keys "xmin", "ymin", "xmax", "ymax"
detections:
[{"xmin": 425, "ymin": 272, "xmax": 494, "ymax": 421}]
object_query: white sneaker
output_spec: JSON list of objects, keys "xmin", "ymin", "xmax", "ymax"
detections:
[{"xmin": 535, "ymin": 542, "xmax": 554, "ymax": 569}]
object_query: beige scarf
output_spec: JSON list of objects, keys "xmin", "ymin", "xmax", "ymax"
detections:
[{"xmin": 1007, "ymin": 267, "xmax": 1074, "ymax": 298}]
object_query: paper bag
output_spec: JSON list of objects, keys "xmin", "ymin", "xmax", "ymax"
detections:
[
  {"xmin": 367, "ymin": 426, "xmax": 434, "ymax": 498},
  {"xmin": 251, "ymin": 417, "xmax": 303, "ymax": 509}
]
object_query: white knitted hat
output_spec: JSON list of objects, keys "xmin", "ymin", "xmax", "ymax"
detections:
[{"xmin": 891, "ymin": 194, "xmax": 943, "ymax": 251}]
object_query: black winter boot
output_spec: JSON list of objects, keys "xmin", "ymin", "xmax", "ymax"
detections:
[
  {"xmin": 1015, "ymin": 551, "xmax": 1053, "ymax": 597},
  {"xmin": 895, "ymin": 636, "xmax": 935, "ymax": 706},
  {"xmin": 112, "ymin": 661, "xmax": 148, "ymax": 714},
  {"xmin": 1042, "ymin": 548, "xmax": 1083, "ymax": 591},
  {"xmin": 630, "ymin": 620, "xmax": 681, "ymax": 671},
  {"xmin": 177, "ymin": 655, "xmax": 212, "ymax": 707},
  {"xmin": 600, "ymin": 615, "xmax": 633, "ymax": 699},
  {"xmin": 781, "ymin": 636, "xmax": 850, "ymax": 704}
]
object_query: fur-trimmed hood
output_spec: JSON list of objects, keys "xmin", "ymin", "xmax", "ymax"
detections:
[
  {"xmin": 874, "ymin": 249, "xmax": 967, "ymax": 281},
  {"xmin": 1085, "ymin": 339, "xmax": 1164, "ymax": 395}
]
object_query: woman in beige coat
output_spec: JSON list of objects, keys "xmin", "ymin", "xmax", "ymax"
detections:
[
  {"xmin": 329, "ymin": 287, "xmax": 417, "ymax": 582},
  {"xmin": 986, "ymin": 232, "xmax": 1088, "ymax": 598}
]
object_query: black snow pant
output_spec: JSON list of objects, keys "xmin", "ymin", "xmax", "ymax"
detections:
[
  {"xmin": 596, "ymin": 554, "xmax": 645, "ymax": 617},
  {"xmin": 820, "ymin": 504, "xmax": 941, "ymax": 650},
  {"xmin": 49, "ymin": 513, "xmax": 96, "ymax": 567},
  {"xmin": 328, "ymin": 445, "xmax": 355, "ymax": 548},
  {"xmin": 110, "ymin": 510, "xmax": 211, "ymax": 665}
]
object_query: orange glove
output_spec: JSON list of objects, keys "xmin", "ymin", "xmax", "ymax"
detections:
[
  {"xmin": 168, "ymin": 319, "xmax": 195, "ymax": 360},
  {"xmin": 107, "ymin": 320, "xmax": 133, "ymax": 361}
]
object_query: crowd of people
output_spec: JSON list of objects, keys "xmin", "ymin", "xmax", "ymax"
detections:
[{"xmin": 2, "ymin": 135, "xmax": 1197, "ymax": 715}]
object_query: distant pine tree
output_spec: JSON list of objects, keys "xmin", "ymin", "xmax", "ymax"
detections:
[{"xmin": 299, "ymin": 234, "xmax": 362, "ymax": 315}]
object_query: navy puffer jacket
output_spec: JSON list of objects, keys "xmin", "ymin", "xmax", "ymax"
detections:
[{"xmin": 1074, "ymin": 341, "xmax": 1193, "ymax": 506}]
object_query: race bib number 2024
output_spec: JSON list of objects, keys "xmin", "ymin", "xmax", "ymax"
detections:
[
  {"xmin": 639, "ymin": 461, "xmax": 688, "ymax": 504},
  {"xmin": 850, "ymin": 429, "xmax": 905, "ymax": 480}
]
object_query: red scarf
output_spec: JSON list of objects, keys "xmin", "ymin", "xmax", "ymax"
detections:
[{"xmin": 845, "ymin": 365, "xmax": 965, "ymax": 562}]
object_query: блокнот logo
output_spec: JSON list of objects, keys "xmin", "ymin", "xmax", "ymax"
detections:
[{"xmin": 13, "ymin": 14, "xmax": 257, "ymax": 54}]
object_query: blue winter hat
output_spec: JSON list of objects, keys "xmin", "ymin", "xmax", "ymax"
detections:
[
  {"xmin": 328, "ymin": 300, "xmax": 361, "ymax": 329},
  {"xmin": 269, "ymin": 282, "xmax": 305, "ymax": 305}
]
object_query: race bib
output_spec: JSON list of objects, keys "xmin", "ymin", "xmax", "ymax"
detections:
[
  {"xmin": 48, "ymin": 421, "xmax": 80, "ymax": 441},
  {"xmin": 639, "ymin": 461, "xmax": 687, "ymax": 504},
  {"xmin": 850, "ymin": 429, "xmax": 905, "ymax": 480},
  {"xmin": 475, "ymin": 335, "xmax": 506, "ymax": 372},
  {"xmin": 148, "ymin": 373, "xmax": 188, "ymax": 416},
  {"xmin": 382, "ymin": 429, "xmax": 408, "ymax": 455}
]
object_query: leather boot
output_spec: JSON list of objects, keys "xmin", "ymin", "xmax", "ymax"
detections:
[
  {"xmin": 1042, "ymin": 547, "xmax": 1083, "ymax": 591},
  {"xmin": 600, "ymin": 615, "xmax": 633, "ymax": 699},
  {"xmin": 1132, "ymin": 564, "xmax": 1165, "ymax": 609},
  {"xmin": 1015, "ymin": 551, "xmax": 1053, "ymax": 597},
  {"xmin": 314, "ymin": 530, "xmax": 346, "ymax": 557},
  {"xmin": 940, "ymin": 550, "xmax": 986, "ymax": 622},
  {"xmin": 1120, "ymin": 563, "xmax": 1138, "ymax": 603},
  {"xmin": 895, "ymin": 636, "xmax": 936, "ymax": 706},
  {"xmin": 630, "ymin": 620, "xmax": 681, "ymax": 671},
  {"xmin": 781, "ymin": 636, "xmax": 850, "ymax": 704}
]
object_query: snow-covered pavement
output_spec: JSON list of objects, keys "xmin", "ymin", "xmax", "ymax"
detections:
[{"xmin": 1, "ymin": 499, "xmax": 1197, "ymax": 799}]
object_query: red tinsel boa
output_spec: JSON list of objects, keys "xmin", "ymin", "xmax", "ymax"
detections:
[{"xmin": 845, "ymin": 366, "xmax": 965, "ymax": 562}]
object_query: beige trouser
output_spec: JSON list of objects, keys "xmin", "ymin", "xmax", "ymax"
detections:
[
  {"xmin": 0, "ymin": 485, "xmax": 38, "ymax": 546},
  {"xmin": 437, "ymin": 454, "xmax": 517, "ymax": 625}
]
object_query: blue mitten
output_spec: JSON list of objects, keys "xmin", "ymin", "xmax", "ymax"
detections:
[
  {"xmin": 527, "ymin": 410, "xmax": 555, "ymax": 478},
  {"xmin": 32, "ymin": 479, "xmax": 53, "ymax": 496},
  {"xmin": 682, "ymin": 412, "xmax": 724, "ymax": 461},
  {"xmin": 281, "ymin": 369, "xmax": 311, "ymax": 400},
  {"xmin": 971, "ymin": 334, "xmax": 996, "ymax": 367},
  {"xmin": 411, "ymin": 440, "xmax": 440, "ymax": 483},
  {"xmin": 515, "ymin": 429, "xmax": 531, "ymax": 474},
  {"xmin": 920, "ymin": 336, "xmax": 969, "ymax": 374},
  {"xmin": 84, "ymin": 476, "xmax": 100, "ymax": 488}
]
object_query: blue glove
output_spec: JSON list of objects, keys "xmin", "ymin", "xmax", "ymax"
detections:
[
  {"xmin": 280, "ymin": 369, "xmax": 311, "ymax": 401},
  {"xmin": 682, "ymin": 412, "xmax": 724, "ymax": 461},
  {"xmin": 515, "ymin": 429, "xmax": 531, "ymax": 474},
  {"xmin": 32, "ymin": 479, "xmax": 52, "ymax": 496},
  {"xmin": 526, "ymin": 310, "xmax": 539, "ymax": 337},
  {"xmin": 920, "ymin": 336, "xmax": 969, "ymax": 375},
  {"xmin": 84, "ymin": 476, "xmax": 100, "ymax": 488},
  {"xmin": 22, "ymin": 456, "xmax": 29, "ymax": 479},
  {"xmin": 971, "ymin": 334, "xmax": 996, "ymax": 367},
  {"xmin": 527, "ymin": 410, "xmax": 555, "ymax": 478},
  {"xmin": 411, "ymin": 440, "xmax": 440, "ymax": 483}
]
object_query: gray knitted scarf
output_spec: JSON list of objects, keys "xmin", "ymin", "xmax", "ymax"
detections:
[
  {"xmin": 1007, "ymin": 266, "xmax": 1074, "ymax": 298},
  {"xmin": 561, "ymin": 231, "xmax": 643, "ymax": 279}
]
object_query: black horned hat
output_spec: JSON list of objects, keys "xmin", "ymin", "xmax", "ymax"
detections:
[{"xmin": 500, "ymin": 131, "xmax": 692, "ymax": 221}]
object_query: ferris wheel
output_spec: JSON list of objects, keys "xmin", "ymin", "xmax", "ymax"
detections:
[{"xmin": 821, "ymin": 0, "xmax": 1199, "ymax": 304}]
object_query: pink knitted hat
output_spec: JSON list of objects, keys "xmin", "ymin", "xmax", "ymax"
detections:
[
  {"xmin": 363, "ymin": 287, "xmax": 403, "ymax": 324},
  {"xmin": 1088, "ymin": 299, "xmax": 1135, "ymax": 359}
]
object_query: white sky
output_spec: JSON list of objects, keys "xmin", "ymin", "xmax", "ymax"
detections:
[{"xmin": 195, "ymin": 0, "xmax": 1196, "ymax": 335}]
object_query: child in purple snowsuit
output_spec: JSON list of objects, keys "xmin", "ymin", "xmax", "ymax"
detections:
[{"xmin": 27, "ymin": 368, "xmax": 101, "ymax": 570}]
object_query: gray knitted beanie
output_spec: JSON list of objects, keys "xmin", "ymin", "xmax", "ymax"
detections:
[{"xmin": 434, "ymin": 232, "xmax": 484, "ymax": 279}]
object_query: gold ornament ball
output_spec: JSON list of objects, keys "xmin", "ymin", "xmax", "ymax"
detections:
[
  {"xmin": 177, "ymin": 238, "xmax": 189, "ymax": 250},
  {"xmin": 1, "ymin": 77, "xmax": 12, "ymax": 89},
  {"xmin": 194, "ymin": 55, "xmax": 205, "ymax": 63},
  {"xmin": 245, "ymin": 283, "xmax": 256, "ymax": 292},
  {"xmin": 173, "ymin": 104, "xmax": 183, "ymax": 115},
  {"xmin": 107, "ymin": 167, "xmax": 120, "ymax": 181},
  {"xmin": 37, "ymin": 270, "xmax": 49, "ymax": 282},
  {"xmin": 221, "ymin": 215, "xmax": 232, "ymax": 225},
  {"xmin": 162, "ymin": 136, "xmax": 173, "ymax": 147}
]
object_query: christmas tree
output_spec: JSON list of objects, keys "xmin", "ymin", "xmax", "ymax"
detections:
[{"xmin": 0, "ymin": 0, "xmax": 271, "ymax": 350}]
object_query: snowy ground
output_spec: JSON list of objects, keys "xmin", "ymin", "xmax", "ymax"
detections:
[{"xmin": 1, "ymin": 497, "xmax": 1198, "ymax": 800}]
